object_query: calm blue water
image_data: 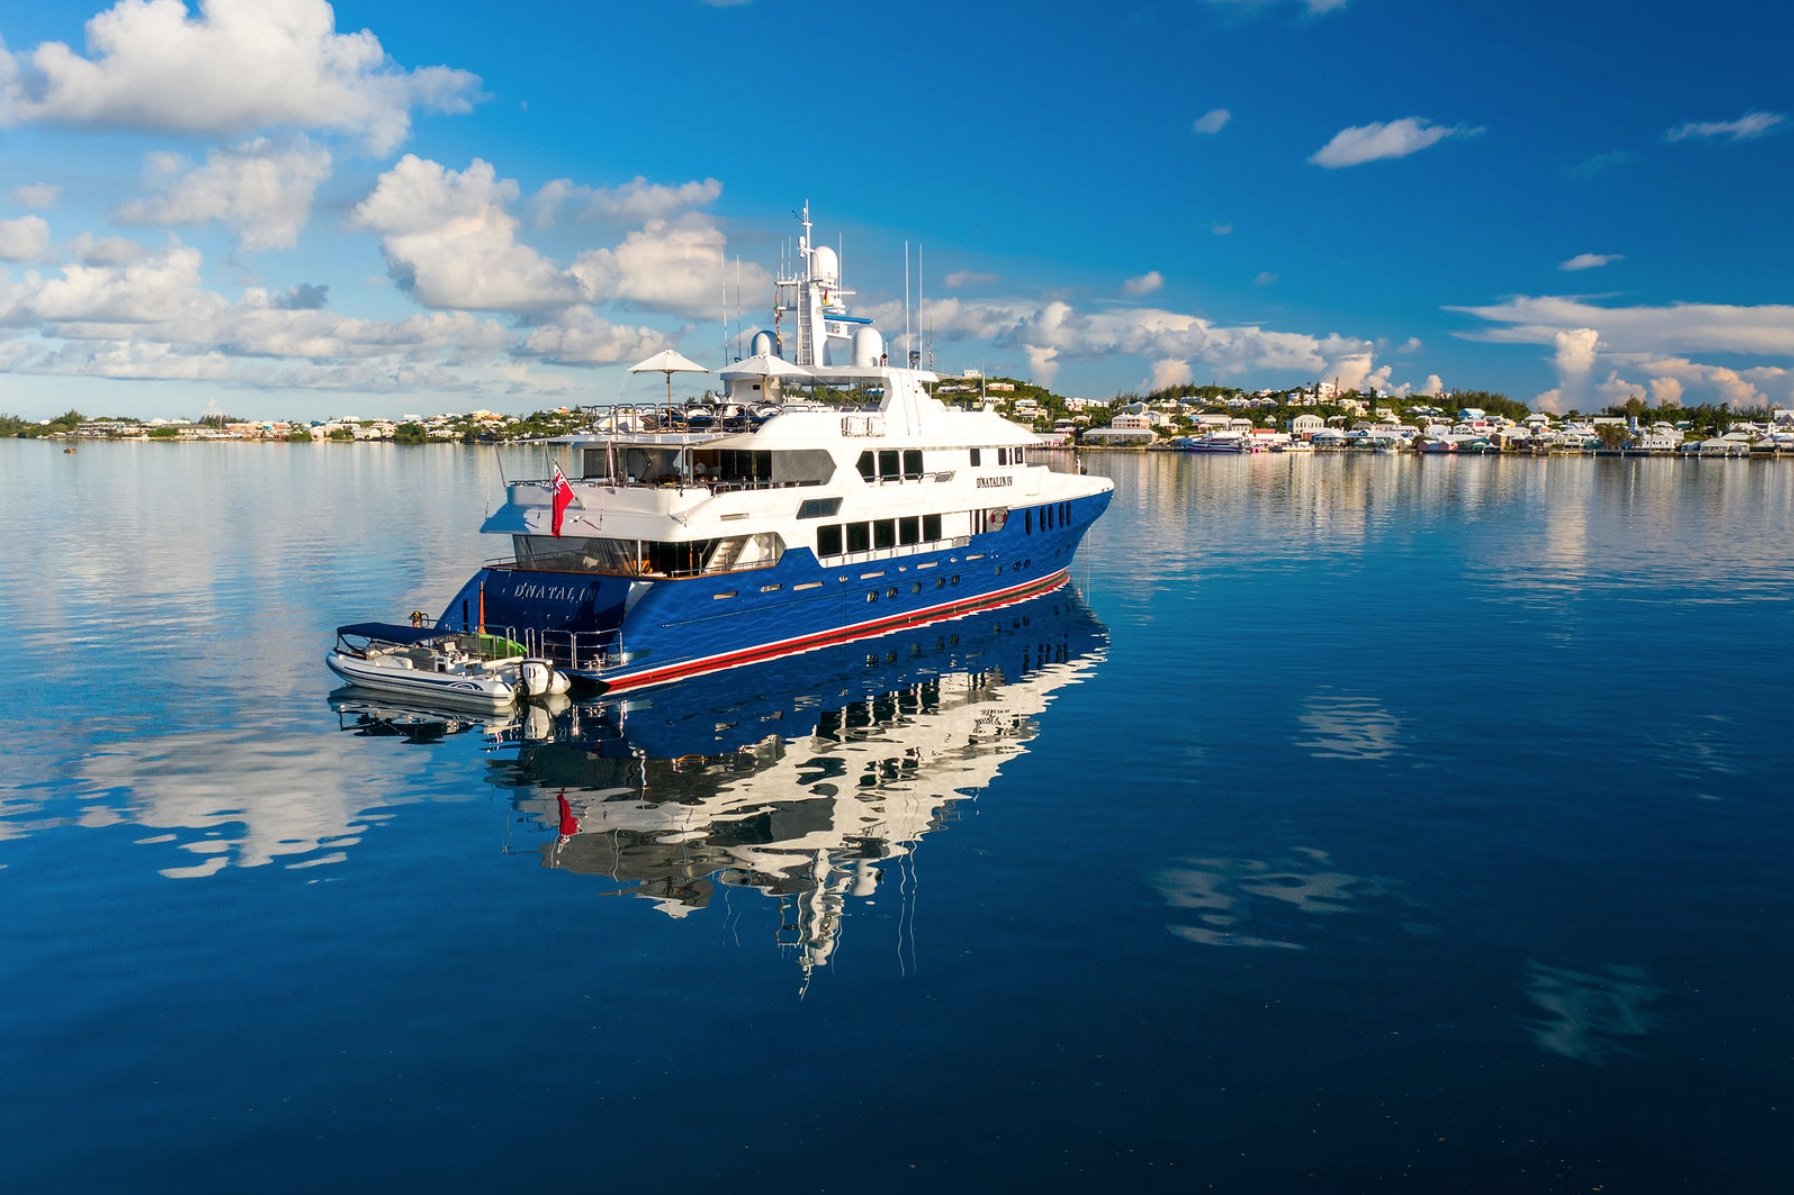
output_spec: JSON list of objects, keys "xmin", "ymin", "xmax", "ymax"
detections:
[{"xmin": 2, "ymin": 442, "xmax": 1790, "ymax": 1190}]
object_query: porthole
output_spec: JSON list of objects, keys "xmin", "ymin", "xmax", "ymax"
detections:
[{"xmin": 866, "ymin": 591, "xmax": 877, "ymax": 603}]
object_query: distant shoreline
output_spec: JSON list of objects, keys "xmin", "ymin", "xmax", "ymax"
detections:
[{"xmin": 25, "ymin": 437, "xmax": 1792, "ymax": 461}]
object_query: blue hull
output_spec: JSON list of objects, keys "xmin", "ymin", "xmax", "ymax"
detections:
[
  {"xmin": 439, "ymin": 489, "xmax": 1111, "ymax": 691},
  {"xmin": 490, "ymin": 587, "xmax": 1108, "ymax": 771}
]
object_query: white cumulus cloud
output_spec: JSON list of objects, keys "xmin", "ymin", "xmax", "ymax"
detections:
[
  {"xmin": 1552, "ymin": 327, "xmax": 1600, "ymax": 402},
  {"xmin": 1192, "ymin": 108, "xmax": 1230, "ymax": 135},
  {"xmin": 0, "ymin": 215, "xmax": 52, "ymax": 261},
  {"xmin": 570, "ymin": 213, "xmax": 770, "ymax": 319},
  {"xmin": 1666, "ymin": 111, "xmax": 1786, "ymax": 143},
  {"xmin": 10, "ymin": 183, "xmax": 61, "ymax": 209},
  {"xmin": 1451, "ymin": 294, "xmax": 1794, "ymax": 358},
  {"xmin": 1559, "ymin": 252, "xmax": 1622, "ymax": 271},
  {"xmin": 889, "ymin": 294, "xmax": 1377, "ymax": 391},
  {"xmin": 1648, "ymin": 376, "xmax": 1684, "ymax": 407},
  {"xmin": 0, "ymin": 0, "xmax": 482, "ymax": 153},
  {"xmin": 516, "ymin": 307, "xmax": 666, "ymax": 366},
  {"xmin": 1309, "ymin": 117, "xmax": 1480, "ymax": 168},
  {"xmin": 117, "ymin": 137, "xmax": 332, "ymax": 252},
  {"xmin": 530, "ymin": 175, "xmax": 722, "ymax": 228},
  {"xmin": 1150, "ymin": 358, "xmax": 1193, "ymax": 390},
  {"xmin": 0, "ymin": 243, "xmax": 218, "ymax": 325},
  {"xmin": 351, "ymin": 155, "xmax": 579, "ymax": 312},
  {"xmin": 1462, "ymin": 296, "xmax": 1794, "ymax": 409},
  {"xmin": 1122, "ymin": 270, "xmax": 1163, "ymax": 296}
]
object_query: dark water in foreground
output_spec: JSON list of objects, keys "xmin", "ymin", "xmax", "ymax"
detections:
[{"xmin": 2, "ymin": 442, "xmax": 1790, "ymax": 1190}]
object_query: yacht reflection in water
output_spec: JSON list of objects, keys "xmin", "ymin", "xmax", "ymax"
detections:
[{"xmin": 483, "ymin": 590, "xmax": 1107, "ymax": 978}]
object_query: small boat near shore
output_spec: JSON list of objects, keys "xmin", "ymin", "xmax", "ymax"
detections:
[
  {"xmin": 326, "ymin": 623, "xmax": 570, "ymax": 709},
  {"xmin": 1176, "ymin": 430, "xmax": 1261, "ymax": 453}
]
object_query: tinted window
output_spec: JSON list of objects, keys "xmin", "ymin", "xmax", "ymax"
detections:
[
  {"xmin": 899, "ymin": 516, "xmax": 920, "ymax": 546},
  {"xmin": 923, "ymin": 513, "xmax": 942, "ymax": 541},
  {"xmin": 846, "ymin": 522, "xmax": 871, "ymax": 552},
  {"xmin": 903, "ymin": 449, "xmax": 923, "ymax": 478},
  {"xmin": 817, "ymin": 524, "xmax": 843, "ymax": 556},
  {"xmin": 856, "ymin": 451, "xmax": 875, "ymax": 481},
  {"xmin": 874, "ymin": 520, "xmax": 896, "ymax": 549},
  {"xmin": 969, "ymin": 448, "xmax": 981, "ymax": 467},
  {"xmin": 798, "ymin": 496, "xmax": 842, "ymax": 519},
  {"xmin": 878, "ymin": 449, "xmax": 900, "ymax": 478}
]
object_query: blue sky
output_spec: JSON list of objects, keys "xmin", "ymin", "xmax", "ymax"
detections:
[{"xmin": 1, "ymin": 0, "xmax": 1790, "ymax": 419}]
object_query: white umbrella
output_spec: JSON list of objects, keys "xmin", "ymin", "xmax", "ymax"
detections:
[
  {"xmin": 629, "ymin": 348, "xmax": 709, "ymax": 404},
  {"xmin": 720, "ymin": 352, "xmax": 811, "ymax": 382}
]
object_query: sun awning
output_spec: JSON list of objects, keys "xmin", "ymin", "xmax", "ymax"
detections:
[{"xmin": 628, "ymin": 349, "xmax": 709, "ymax": 375}]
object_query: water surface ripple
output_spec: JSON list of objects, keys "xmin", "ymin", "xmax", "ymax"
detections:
[{"xmin": 2, "ymin": 443, "xmax": 1790, "ymax": 1189}]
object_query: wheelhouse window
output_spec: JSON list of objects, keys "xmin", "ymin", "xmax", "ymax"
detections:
[
  {"xmin": 858, "ymin": 448, "xmax": 928, "ymax": 483},
  {"xmin": 815, "ymin": 511, "xmax": 949, "ymax": 560}
]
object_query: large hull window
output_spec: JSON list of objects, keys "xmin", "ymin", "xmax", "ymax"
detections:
[{"xmin": 816, "ymin": 512, "xmax": 945, "ymax": 562}]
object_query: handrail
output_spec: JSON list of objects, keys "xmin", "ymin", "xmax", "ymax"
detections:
[
  {"xmin": 480, "ymin": 556, "xmax": 780, "ymax": 580},
  {"xmin": 580, "ymin": 400, "xmax": 884, "ymax": 436},
  {"xmin": 819, "ymin": 537, "xmax": 969, "ymax": 567},
  {"xmin": 511, "ymin": 475, "xmax": 825, "ymax": 494}
]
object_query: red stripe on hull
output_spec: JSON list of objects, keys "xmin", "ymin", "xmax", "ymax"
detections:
[{"xmin": 598, "ymin": 569, "xmax": 1071, "ymax": 693}]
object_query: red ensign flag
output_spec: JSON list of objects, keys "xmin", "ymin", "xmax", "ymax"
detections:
[{"xmin": 550, "ymin": 463, "xmax": 575, "ymax": 537}]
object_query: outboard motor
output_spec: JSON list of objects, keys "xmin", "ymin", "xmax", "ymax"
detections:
[{"xmin": 519, "ymin": 658, "xmax": 556, "ymax": 698}]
